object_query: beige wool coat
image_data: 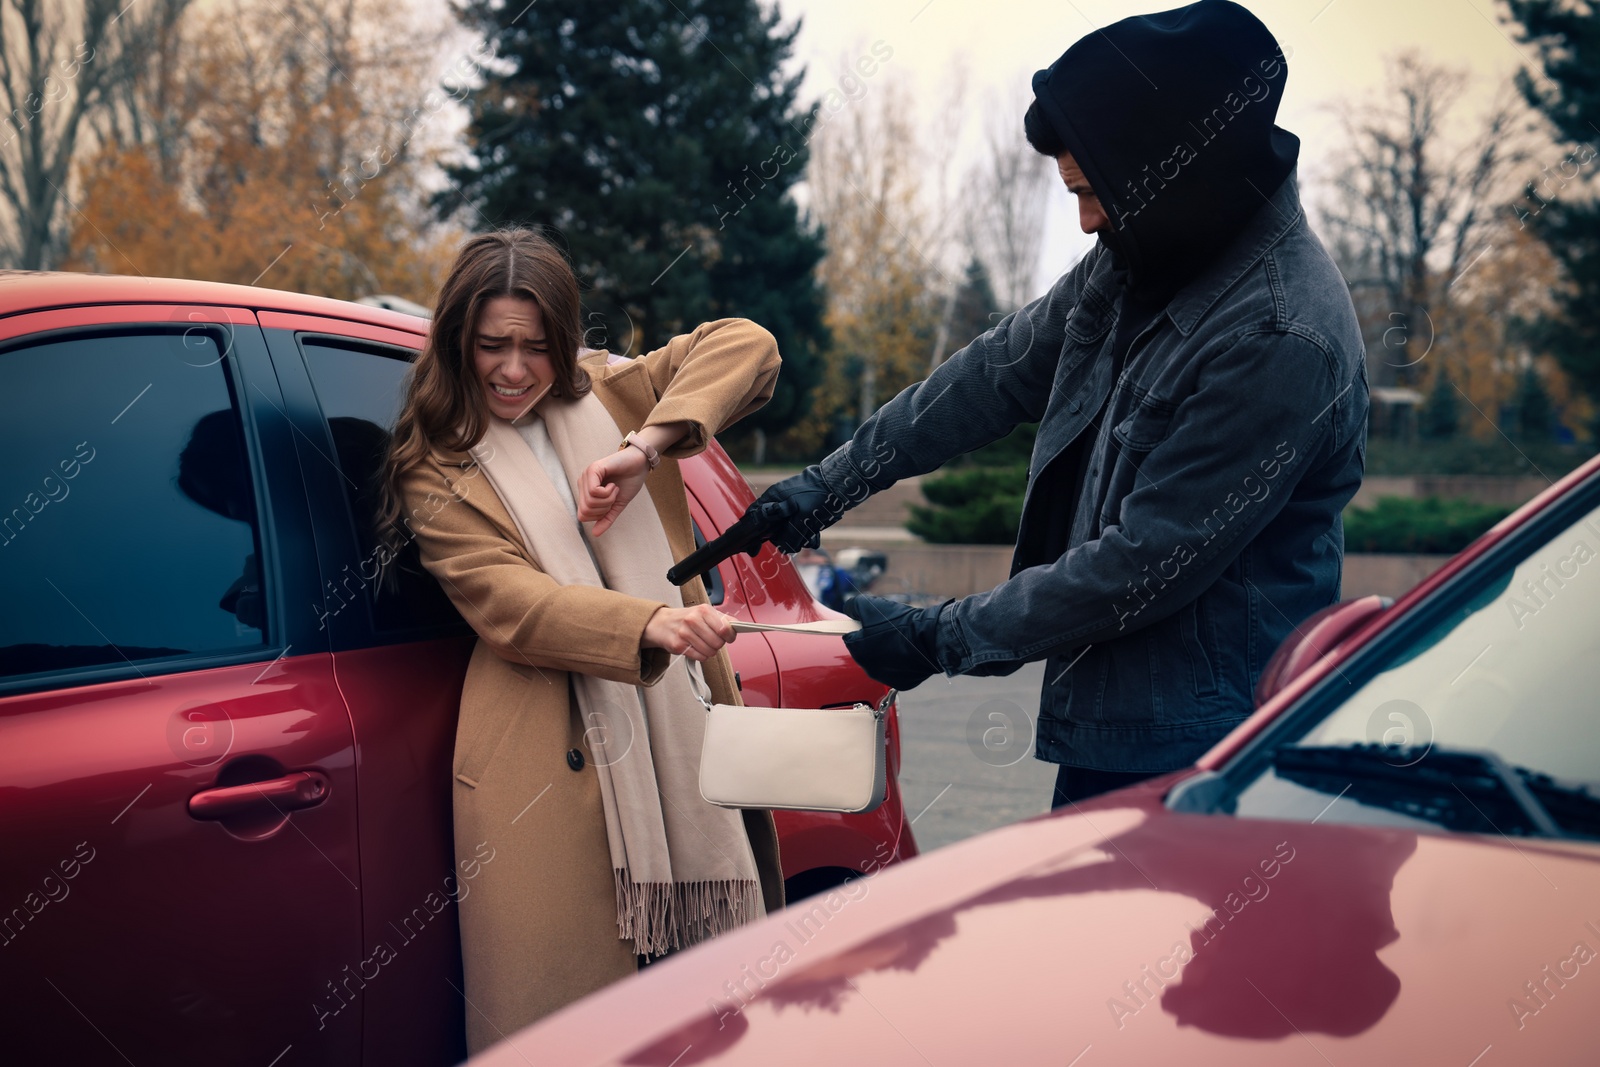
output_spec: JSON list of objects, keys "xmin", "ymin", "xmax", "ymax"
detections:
[{"xmin": 399, "ymin": 319, "xmax": 784, "ymax": 1054}]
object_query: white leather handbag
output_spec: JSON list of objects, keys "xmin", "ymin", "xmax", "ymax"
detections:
[{"xmin": 694, "ymin": 619, "xmax": 893, "ymax": 814}]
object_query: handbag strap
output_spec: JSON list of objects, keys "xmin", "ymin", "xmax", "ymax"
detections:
[
  {"xmin": 686, "ymin": 657, "xmax": 716, "ymax": 710},
  {"xmin": 685, "ymin": 619, "xmax": 859, "ymax": 708},
  {"xmin": 730, "ymin": 619, "xmax": 861, "ymax": 636}
]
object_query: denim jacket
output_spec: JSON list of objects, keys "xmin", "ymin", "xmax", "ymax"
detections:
[{"xmin": 821, "ymin": 172, "xmax": 1368, "ymax": 772}]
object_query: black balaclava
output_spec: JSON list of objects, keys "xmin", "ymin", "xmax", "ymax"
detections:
[{"xmin": 1031, "ymin": 0, "xmax": 1300, "ymax": 301}]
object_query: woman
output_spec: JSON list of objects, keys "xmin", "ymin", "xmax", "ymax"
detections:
[{"xmin": 378, "ymin": 228, "xmax": 784, "ymax": 1052}]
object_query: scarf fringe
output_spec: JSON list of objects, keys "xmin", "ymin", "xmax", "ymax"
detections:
[{"xmin": 615, "ymin": 870, "xmax": 763, "ymax": 957}]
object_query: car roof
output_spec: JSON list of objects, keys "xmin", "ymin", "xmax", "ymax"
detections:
[{"xmin": 0, "ymin": 270, "xmax": 429, "ymax": 335}]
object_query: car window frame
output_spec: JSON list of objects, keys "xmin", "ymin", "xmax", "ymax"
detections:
[
  {"xmin": 1175, "ymin": 464, "xmax": 1600, "ymax": 835},
  {"xmin": 0, "ymin": 313, "xmax": 323, "ymax": 698},
  {"xmin": 263, "ymin": 325, "xmax": 470, "ymax": 650},
  {"xmin": 688, "ymin": 519, "xmax": 726, "ymax": 607}
]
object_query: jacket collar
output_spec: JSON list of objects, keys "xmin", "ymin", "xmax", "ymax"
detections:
[
  {"xmin": 1162, "ymin": 170, "xmax": 1305, "ymax": 337},
  {"xmin": 1079, "ymin": 170, "xmax": 1305, "ymax": 339}
]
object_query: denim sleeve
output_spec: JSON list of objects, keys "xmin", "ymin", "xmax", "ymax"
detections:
[
  {"xmin": 937, "ymin": 328, "xmax": 1342, "ymax": 675},
  {"xmin": 815, "ymin": 255, "xmax": 1091, "ymax": 499}
]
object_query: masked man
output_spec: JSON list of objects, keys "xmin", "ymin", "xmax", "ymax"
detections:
[{"xmin": 748, "ymin": 0, "xmax": 1368, "ymax": 807}]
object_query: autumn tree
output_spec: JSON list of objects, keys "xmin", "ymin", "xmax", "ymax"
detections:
[
  {"xmin": 1321, "ymin": 52, "xmax": 1529, "ymax": 391},
  {"xmin": 1320, "ymin": 51, "xmax": 1594, "ymax": 448},
  {"xmin": 962, "ymin": 89, "xmax": 1054, "ymax": 313},
  {"xmin": 922, "ymin": 91, "xmax": 1052, "ymax": 375},
  {"xmin": 62, "ymin": 0, "xmax": 461, "ymax": 303},
  {"xmin": 1441, "ymin": 222, "xmax": 1588, "ymax": 442},
  {"xmin": 0, "ymin": 0, "xmax": 178, "ymax": 268},
  {"xmin": 782, "ymin": 75, "xmax": 949, "ymax": 456}
]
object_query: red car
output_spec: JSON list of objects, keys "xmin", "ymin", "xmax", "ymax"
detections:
[
  {"xmin": 486, "ymin": 452, "xmax": 1600, "ymax": 1063},
  {"xmin": 0, "ymin": 273, "xmax": 915, "ymax": 1066}
]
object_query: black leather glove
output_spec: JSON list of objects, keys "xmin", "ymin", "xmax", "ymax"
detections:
[
  {"xmin": 747, "ymin": 464, "xmax": 848, "ymax": 554},
  {"xmin": 842, "ymin": 594, "xmax": 949, "ymax": 691}
]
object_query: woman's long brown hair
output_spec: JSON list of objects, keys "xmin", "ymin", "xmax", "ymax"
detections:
[{"xmin": 377, "ymin": 227, "xmax": 591, "ymax": 577}]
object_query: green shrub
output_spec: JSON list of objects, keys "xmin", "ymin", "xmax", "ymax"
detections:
[
  {"xmin": 1364, "ymin": 437, "xmax": 1592, "ymax": 477},
  {"xmin": 908, "ymin": 464, "xmax": 1027, "ymax": 544},
  {"xmin": 908, "ymin": 442, "xmax": 1539, "ymax": 552},
  {"xmin": 1342, "ymin": 496, "xmax": 1514, "ymax": 555}
]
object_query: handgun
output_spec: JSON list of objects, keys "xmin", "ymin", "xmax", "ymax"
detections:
[{"xmin": 667, "ymin": 500, "xmax": 789, "ymax": 586}]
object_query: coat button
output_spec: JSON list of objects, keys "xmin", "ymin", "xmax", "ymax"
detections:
[{"xmin": 566, "ymin": 748, "xmax": 585, "ymax": 772}]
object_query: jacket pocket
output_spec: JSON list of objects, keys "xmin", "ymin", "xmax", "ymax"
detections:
[
  {"xmin": 1058, "ymin": 647, "xmax": 1112, "ymax": 725},
  {"xmin": 1065, "ymin": 293, "xmax": 1114, "ymax": 344},
  {"xmin": 1177, "ymin": 600, "xmax": 1220, "ymax": 697},
  {"xmin": 454, "ymin": 711, "xmax": 518, "ymax": 790},
  {"xmin": 1111, "ymin": 392, "xmax": 1178, "ymax": 452},
  {"xmin": 453, "ymin": 663, "xmax": 527, "ymax": 789}
]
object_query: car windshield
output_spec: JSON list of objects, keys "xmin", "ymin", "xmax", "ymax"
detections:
[
  {"xmin": 1226, "ymin": 490, "xmax": 1600, "ymax": 842},
  {"xmin": 1272, "ymin": 745, "xmax": 1600, "ymax": 840}
]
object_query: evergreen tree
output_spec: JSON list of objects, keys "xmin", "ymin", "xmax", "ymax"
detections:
[
  {"xmin": 1420, "ymin": 368, "xmax": 1460, "ymax": 440},
  {"xmin": 949, "ymin": 256, "xmax": 1002, "ymax": 355},
  {"xmin": 927, "ymin": 258, "xmax": 1036, "ymax": 469},
  {"xmin": 1512, "ymin": 365, "xmax": 1555, "ymax": 442},
  {"xmin": 444, "ymin": 0, "xmax": 827, "ymax": 438},
  {"xmin": 1505, "ymin": 3, "xmax": 1600, "ymax": 422}
]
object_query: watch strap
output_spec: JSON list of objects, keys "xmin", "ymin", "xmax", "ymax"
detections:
[{"xmin": 621, "ymin": 430, "xmax": 661, "ymax": 469}]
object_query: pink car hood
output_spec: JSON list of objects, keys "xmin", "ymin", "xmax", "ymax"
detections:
[{"xmin": 477, "ymin": 799, "xmax": 1600, "ymax": 1065}]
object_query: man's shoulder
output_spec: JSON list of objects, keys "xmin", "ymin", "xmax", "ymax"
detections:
[
  {"xmin": 1052, "ymin": 241, "xmax": 1113, "ymax": 296},
  {"xmin": 1262, "ymin": 219, "xmax": 1364, "ymax": 361},
  {"xmin": 1187, "ymin": 214, "xmax": 1361, "ymax": 365}
]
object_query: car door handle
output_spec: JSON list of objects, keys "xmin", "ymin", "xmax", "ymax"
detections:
[{"xmin": 188, "ymin": 771, "xmax": 330, "ymax": 821}]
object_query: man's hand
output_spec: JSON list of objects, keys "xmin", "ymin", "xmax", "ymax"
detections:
[
  {"xmin": 643, "ymin": 604, "xmax": 737, "ymax": 662},
  {"xmin": 578, "ymin": 447, "xmax": 649, "ymax": 536},
  {"xmin": 748, "ymin": 464, "xmax": 848, "ymax": 554},
  {"xmin": 842, "ymin": 594, "xmax": 948, "ymax": 691}
]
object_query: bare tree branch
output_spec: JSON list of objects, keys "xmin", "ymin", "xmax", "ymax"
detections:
[
  {"xmin": 1319, "ymin": 50, "xmax": 1533, "ymax": 386},
  {"xmin": 0, "ymin": 0, "xmax": 188, "ymax": 267}
]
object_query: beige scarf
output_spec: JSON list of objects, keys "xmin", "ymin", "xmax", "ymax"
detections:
[{"xmin": 468, "ymin": 391, "xmax": 763, "ymax": 956}]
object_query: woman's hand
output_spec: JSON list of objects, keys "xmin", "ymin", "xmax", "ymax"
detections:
[
  {"xmin": 642, "ymin": 604, "xmax": 737, "ymax": 662},
  {"xmin": 578, "ymin": 420, "xmax": 691, "ymax": 536},
  {"xmin": 578, "ymin": 448, "xmax": 648, "ymax": 536}
]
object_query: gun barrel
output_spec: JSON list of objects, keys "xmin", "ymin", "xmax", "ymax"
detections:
[{"xmin": 666, "ymin": 503, "xmax": 781, "ymax": 586}]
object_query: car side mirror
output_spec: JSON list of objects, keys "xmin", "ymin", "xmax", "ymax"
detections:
[{"xmin": 1254, "ymin": 594, "xmax": 1391, "ymax": 707}]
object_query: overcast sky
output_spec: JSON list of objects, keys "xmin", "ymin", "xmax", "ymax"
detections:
[{"xmin": 775, "ymin": 0, "xmax": 1536, "ymax": 295}]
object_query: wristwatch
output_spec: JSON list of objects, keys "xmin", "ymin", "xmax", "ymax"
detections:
[{"xmin": 620, "ymin": 430, "xmax": 661, "ymax": 470}]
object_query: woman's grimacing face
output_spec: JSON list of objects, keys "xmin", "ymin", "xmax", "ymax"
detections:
[{"xmin": 474, "ymin": 293, "xmax": 555, "ymax": 421}]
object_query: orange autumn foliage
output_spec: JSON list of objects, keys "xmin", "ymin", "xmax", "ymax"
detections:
[
  {"xmin": 1426, "ymin": 219, "xmax": 1592, "ymax": 438},
  {"xmin": 62, "ymin": 0, "xmax": 463, "ymax": 305}
]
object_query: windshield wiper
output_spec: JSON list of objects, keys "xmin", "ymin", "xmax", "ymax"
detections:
[{"xmin": 1272, "ymin": 744, "xmax": 1600, "ymax": 840}]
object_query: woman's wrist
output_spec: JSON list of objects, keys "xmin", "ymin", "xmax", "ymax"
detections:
[
  {"xmin": 620, "ymin": 431, "xmax": 661, "ymax": 470},
  {"xmin": 634, "ymin": 421, "xmax": 690, "ymax": 456}
]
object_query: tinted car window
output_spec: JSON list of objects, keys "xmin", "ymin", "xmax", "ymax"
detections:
[
  {"xmin": 691, "ymin": 521, "xmax": 725, "ymax": 606},
  {"xmin": 299, "ymin": 338, "xmax": 460, "ymax": 633},
  {"xmin": 1232, "ymin": 498, "xmax": 1600, "ymax": 840},
  {"xmin": 0, "ymin": 329, "xmax": 267, "ymax": 681}
]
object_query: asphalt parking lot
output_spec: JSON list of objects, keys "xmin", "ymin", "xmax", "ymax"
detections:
[{"xmin": 892, "ymin": 661, "xmax": 1059, "ymax": 853}]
